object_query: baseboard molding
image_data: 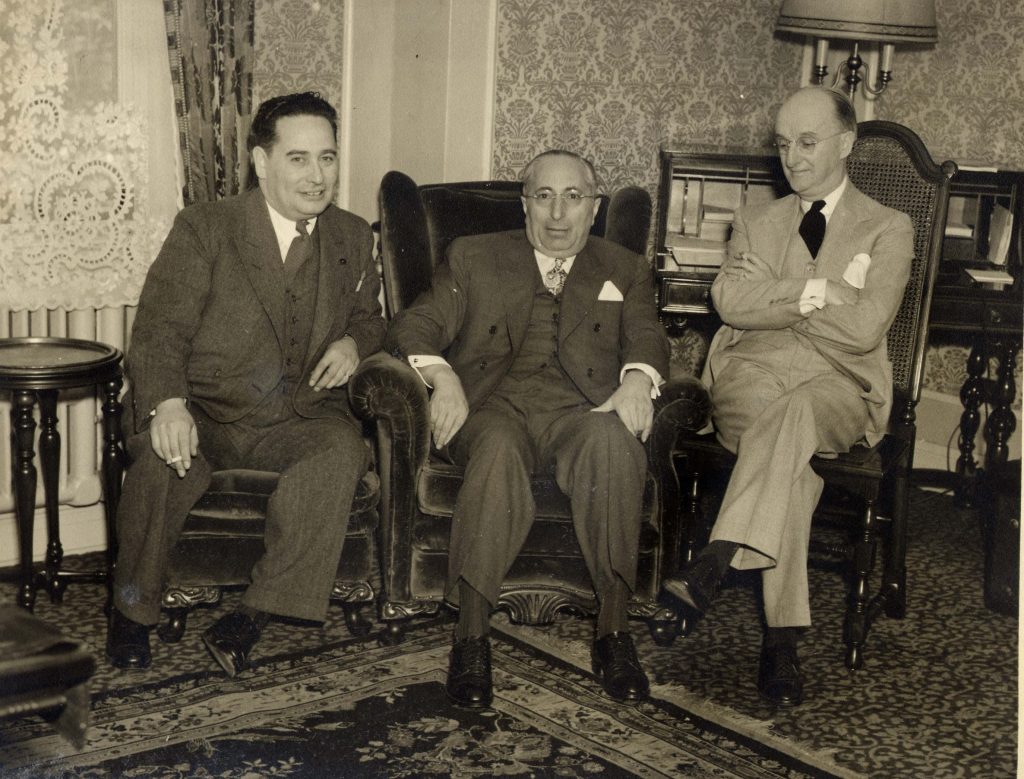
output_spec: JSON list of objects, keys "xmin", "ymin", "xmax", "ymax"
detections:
[{"xmin": 0, "ymin": 504, "xmax": 108, "ymax": 569}]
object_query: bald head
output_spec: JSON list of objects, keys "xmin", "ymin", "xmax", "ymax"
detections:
[{"xmin": 774, "ymin": 88, "xmax": 857, "ymax": 201}]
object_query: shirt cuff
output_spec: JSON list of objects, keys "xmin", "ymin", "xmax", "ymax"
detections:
[
  {"xmin": 408, "ymin": 355, "xmax": 450, "ymax": 387},
  {"xmin": 799, "ymin": 278, "xmax": 827, "ymax": 315},
  {"xmin": 620, "ymin": 363, "xmax": 664, "ymax": 399}
]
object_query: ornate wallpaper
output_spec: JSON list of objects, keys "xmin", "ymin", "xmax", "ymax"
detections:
[
  {"xmin": 877, "ymin": 0, "xmax": 1024, "ymax": 171},
  {"xmin": 492, "ymin": 0, "xmax": 801, "ymax": 195},
  {"xmin": 252, "ymin": 0, "xmax": 346, "ymax": 112},
  {"xmin": 0, "ymin": 0, "xmax": 167, "ymax": 310}
]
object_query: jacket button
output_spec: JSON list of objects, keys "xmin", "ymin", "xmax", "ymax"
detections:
[
  {"xmin": 587, "ymin": 367, "xmax": 594, "ymax": 377},
  {"xmin": 340, "ymin": 258, "xmax": 347, "ymax": 264},
  {"xmin": 479, "ymin": 360, "xmax": 487, "ymax": 369},
  {"xmin": 593, "ymin": 323, "xmax": 601, "ymax": 332},
  {"xmin": 488, "ymin": 325, "xmax": 497, "ymax": 334}
]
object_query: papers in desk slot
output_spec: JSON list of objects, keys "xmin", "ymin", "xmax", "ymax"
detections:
[
  {"xmin": 667, "ymin": 236, "xmax": 728, "ymax": 267},
  {"xmin": 987, "ymin": 204, "xmax": 1013, "ymax": 265},
  {"xmin": 965, "ymin": 267, "xmax": 1014, "ymax": 286}
]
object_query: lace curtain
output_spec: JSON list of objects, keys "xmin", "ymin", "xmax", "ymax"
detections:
[
  {"xmin": 0, "ymin": 0, "xmax": 172, "ymax": 311},
  {"xmin": 163, "ymin": 0, "xmax": 255, "ymax": 205}
]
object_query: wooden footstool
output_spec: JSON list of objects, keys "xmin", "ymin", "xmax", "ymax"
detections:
[{"xmin": 0, "ymin": 606, "xmax": 95, "ymax": 747}]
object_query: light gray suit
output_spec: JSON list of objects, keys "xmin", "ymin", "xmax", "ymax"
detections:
[{"xmin": 702, "ymin": 181, "xmax": 913, "ymax": 626}]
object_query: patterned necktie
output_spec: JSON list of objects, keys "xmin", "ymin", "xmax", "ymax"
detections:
[
  {"xmin": 545, "ymin": 256, "xmax": 567, "ymax": 297},
  {"xmin": 284, "ymin": 219, "xmax": 311, "ymax": 267},
  {"xmin": 799, "ymin": 200, "xmax": 827, "ymax": 259}
]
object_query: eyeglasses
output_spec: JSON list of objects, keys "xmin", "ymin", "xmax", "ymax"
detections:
[
  {"xmin": 523, "ymin": 191, "xmax": 598, "ymax": 206},
  {"xmin": 774, "ymin": 131, "xmax": 846, "ymax": 156}
]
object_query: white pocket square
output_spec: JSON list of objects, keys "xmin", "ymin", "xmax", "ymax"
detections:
[
  {"xmin": 843, "ymin": 253, "xmax": 872, "ymax": 289},
  {"xmin": 597, "ymin": 280, "xmax": 623, "ymax": 301}
]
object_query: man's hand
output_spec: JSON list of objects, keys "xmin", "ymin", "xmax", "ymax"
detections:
[
  {"xmin": 420, "ymin": 364, "xmax": 469, "ymax": 449},
  {"xmin": 309, "ymin": 336, "xmax": 359, "ymax": 391},
  {"xmin": 150, "ymin": 398, "xmax": 197, "ymax": 478},
  {"xmin": 824, "ymin": 279, "xmax": 859, "ymax": 307},
  {"xmin": 721, "ymin": 251, "xmax": 774, "ymax": 282},
  {"xmin": 591, "ymin": 370, "xmax": 654, "ymax": 442}
]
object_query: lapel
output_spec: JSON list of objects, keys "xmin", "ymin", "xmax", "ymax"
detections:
[
  {"xmin": 559, "ymin": 240, "xmax": 608, "ymax": 342},
  {"xmin": 499, "ymin": 233, "xmax": 542, "ymax": 350},
  {"xmin": 816, "ymin": 183, "xmax": 871, "ymax": 273},
  {"xmin": 758, "ymin": 194, "xmax": 803, "ymax": 269},
  {"xmin": 237, "ymin": 189, "xmax": 287, "ymax": 346},
  {"xmin": 304, "ymin": 209, "xmax": 346, "ymax": 367}
]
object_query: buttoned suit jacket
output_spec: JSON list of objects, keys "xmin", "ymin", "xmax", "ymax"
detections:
[
  {"xmin": 385, "ymin": 229, "xmax": 670, "ymax": 410},
  {"xmin": 702, "ymin": 181, "xmax": 914, "ymax": 445},
  {"xmin": 125, "ymin": 187, "xmax": 385, "ymax": 432}
]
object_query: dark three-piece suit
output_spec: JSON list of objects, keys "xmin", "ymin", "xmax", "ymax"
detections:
[
  {"xmin": 386, "ymin": 230, "xmax": 670, "ymax": 606},
  {"xmin": 113, "ymin": 187, "xmax": 385, "ymax": 626}
]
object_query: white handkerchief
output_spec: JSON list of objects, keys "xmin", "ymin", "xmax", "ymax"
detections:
[
  {"xmin": 843, "ymin": 253, "xmax": 871, "ymax": 289},
  {"xmin": 597, "ymin": 280, "xmax": 623, "ymax": 301}
]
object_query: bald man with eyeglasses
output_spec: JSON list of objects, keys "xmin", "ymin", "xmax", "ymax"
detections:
[
  {"xmin": 662, "ymin": 87, "xmax": 914, "ymax": 706},
  {"xmin": 386, "ymin": 149, "xmax": 669, "ymax": 709}
]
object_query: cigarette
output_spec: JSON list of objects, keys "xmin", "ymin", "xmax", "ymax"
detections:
[{"xmin": 168, "ymin": 456, "xmax": 183, "ymax": 464}]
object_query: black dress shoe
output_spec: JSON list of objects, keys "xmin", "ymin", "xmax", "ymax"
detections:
[
  {"xmin": 758, "ymin": 641, "xmax": 804, "ymax": 706},
  {"xmin": 592, "ymin": 632, "xmax": 649, "ymax": 702},
  {"xmin": 446, "ymin": 636, "xmax": 493, "ymax": 708},
  {"xmin": 106, "ymin": 608, "xmax": 152, "ymax": 670},
  {"xmin": 202, "ymin": 611, "xmax": 263, "ymax": 677},
  {"xmin": 662, "ymin": 554, "xmax": 723, "ymax": 616}
]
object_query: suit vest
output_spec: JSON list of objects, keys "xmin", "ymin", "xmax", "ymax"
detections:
[{"xmin": 497, "ymin": 277, "xmax": 589, "ymax": 411}]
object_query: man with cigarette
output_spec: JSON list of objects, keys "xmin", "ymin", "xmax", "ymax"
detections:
[
  {"xmin": 662, "ymin": 87, "xmax": 913, "ymax": 705},
  {"xmin": 107, "ymin": 92, "xmax": 385, "ymax": 675}
]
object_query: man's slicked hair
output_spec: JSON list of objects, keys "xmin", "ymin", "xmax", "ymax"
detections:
[
  {"xmin": 521, "ymin": 149, "xmax": 600, "ymax": 194},
  {"xmin": 247, "ymin": 91, "xmax": 338, "ymax": 154}
]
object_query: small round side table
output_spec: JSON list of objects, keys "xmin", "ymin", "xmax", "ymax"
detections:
[{"xmin": 0, "ymin": 337, "xmax": 125, "ymax": 611}]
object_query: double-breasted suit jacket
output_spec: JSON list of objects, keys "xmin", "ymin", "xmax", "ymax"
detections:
[
  {"xmin": 698, "ymin": 181, "xmax": 914, "ymax": 627},
  {"xmin": 387, "ymin": 229, "xmax": 669, "ymax": 409}
]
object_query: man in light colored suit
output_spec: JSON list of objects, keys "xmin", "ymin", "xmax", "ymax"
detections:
[
  {"xmin": 107, "ymin": 92, "xmax": 385, "ymax": 675},
  {"xmin": 386, "ymin": 150, "xmax": 670, "ymax": 707},
  {"xmin": 663, "ymin": 87, "xmax": 913, "ymax": 705}
]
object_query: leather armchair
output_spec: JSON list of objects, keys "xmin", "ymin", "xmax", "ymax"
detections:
[
  {"xmin": 158, "ymin": 455, "xmax": 381, "ymax": 642},
  {"xmin": 348, "ymin": 171, "xmax": 711, "ymax": 643}
]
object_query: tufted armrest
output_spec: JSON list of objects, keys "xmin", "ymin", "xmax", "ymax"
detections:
[{"xmin": 349, "ymin": 351, "xmax": 433, "ymax": 605}]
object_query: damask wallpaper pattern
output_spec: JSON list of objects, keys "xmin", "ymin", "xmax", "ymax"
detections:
[
  {"xmin": 252, "ymin": 0, "xmax": 345, "ymax": 114},
  {"xmin": 491, "ymin": 0, "xmax": 801, "ymax": 194}
]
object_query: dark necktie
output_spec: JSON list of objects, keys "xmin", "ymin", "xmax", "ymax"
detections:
[
  {"xmin": 284, "ymin": 219, "xmax": 311, "ymax": 267},
  {"xmin": 545, "ymin": 256, "xmax": 567, "ymax": 297},
  {"xmin": 798, "ymin": 200, "xmax": 826, "ymax": 259}
]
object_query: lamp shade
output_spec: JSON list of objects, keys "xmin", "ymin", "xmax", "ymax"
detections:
[{"xmin": 776, "ymin": 0, "xmax": 938, "ymax": 44}]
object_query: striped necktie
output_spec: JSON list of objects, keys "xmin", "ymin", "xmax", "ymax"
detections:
[{"xmin": 284, "ymin": 219, "xmax": 311, "ymax": 267}]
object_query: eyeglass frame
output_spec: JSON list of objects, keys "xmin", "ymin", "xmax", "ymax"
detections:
[
  {"xmin": 522, "ymin": 190, "xmax": 600, "ymax": 206},
  {"xmin": 773, "ymin": 130, "xmax": 849, "ymax": 156}
]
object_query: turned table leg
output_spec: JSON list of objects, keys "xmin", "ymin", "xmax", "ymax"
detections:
[
  {"xmin": 100, "ymin": 376, "xmax": 124, "ymax": 594},
  {"xmin": 985, "ymin": 340, "xmax": 1019, "ymax": 471},
  {"xmin": 12, "ymin": 390, "xmax": 38, "ymax": 610},
  {"xmin": 956, "ymin": 341, "xmax": 986, "ymax": 507},
  {"xmin": 36, "ymin": 390, "xmax": 66, "ymax": 603}
]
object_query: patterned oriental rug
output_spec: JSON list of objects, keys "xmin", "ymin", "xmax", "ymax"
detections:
[{"xmin": 0, "ymin": 615, "xmax": 856, "ymax": 779}]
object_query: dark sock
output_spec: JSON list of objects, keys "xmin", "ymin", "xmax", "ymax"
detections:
[
  {"xmin": 765, "ymin": 626, "xmax": 801, "ymax": 649},
  {"xmin": 238, "ymin": 605, "xmax": 270, "ymax": 631},
  {"xmin": 699, "ymin": 540, "xmax": 738, "ymax": 579},
  {"xmin": 596, "ymin": 578, "xmax": 630, "ymax": 638},
  {"xmin": 455, "ymin": 580, "xmax": 491, "ymax": 639}
]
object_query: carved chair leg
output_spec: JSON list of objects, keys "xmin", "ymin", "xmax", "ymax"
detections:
[
  {"xmin": 647, "ymin": 615, "xmax": 681, "ymax": 646},
  {"xmin": 342, "ymin": 604, "xmax": 373, "ymax": 637},
  {"xmin": 881, "ymin": 469, "xmax": 909, "ymax": 620},
  {"xmin": 379, "ymin": 619, "xmax": 410, "ymax": 646},
  {"xmin": 844, "ymin": 498, "xmax": 878, "ymax": 671},
  {"xmin": 158, "ymin": 607, "xmax": 189, "ymax": 644}
]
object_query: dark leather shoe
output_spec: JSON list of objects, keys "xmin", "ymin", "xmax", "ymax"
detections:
[
  {"xmin": 446, "ymin": 636, "xmax": 493, "ymax": 708},
  {"xmin": 106, "ymin": 608, "xmax": 152, "ymax": 670},
  {"xmin": 662, "ymin": 554, "xmax": 722, "ymax": 616},
  {"xmin": 202, "ymin": 611, "xmax": 263, "ymax": 677},
  {"xmin": 592, "ymin": 632, "xmax": 649, "ymax": 702},
  {"xmin": 758, "ymin": 641, "xmax": 804, "ymax": 706}
]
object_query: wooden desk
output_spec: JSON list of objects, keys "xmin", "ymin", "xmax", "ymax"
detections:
[{"xmin": 0, "ymin": 337, "xmax": 124, "ymax": 610}]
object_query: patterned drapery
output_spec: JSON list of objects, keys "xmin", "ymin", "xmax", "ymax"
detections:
[{"xmin": 164, "ymin": 0, "xmax": 256, "ymax": 204}]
